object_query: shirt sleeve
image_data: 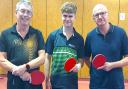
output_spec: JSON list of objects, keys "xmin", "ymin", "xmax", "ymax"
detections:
[
  {"xmin": 77, "ymin": 37, "xmax": 85, "ymax": 59},
  {"xmin": 37, "ymin": 31, "xmax": 45, "ymax": 51},
  {"xmin": 45, "ymin": 33, "xmax": 54, "ymax": 55},
  {"xmin": 0, "ymin": 32, "xmax": 7, "ymax": 52},
  {"xmin": 84, "ymin": 34, "xmax": 92, "ymax": 58},
  {"xmin": 121, "ymin": 31, "xmax": 128, "ymax": 56}
]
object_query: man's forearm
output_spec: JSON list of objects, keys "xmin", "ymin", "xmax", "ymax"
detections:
[
  {"xmin": 111, "ymin": 57, "xmax": 128, "ymax": 69},
  {"xmin": 85, "ymin": 59, "xmax": 91, "ymax": 68},
  {"xmin": 27, "ymin": 50, "xmax": 45, "ymax": 69},
  {"xmin": 0, "ymin": 58, "xmax": 16, "ymax": 72},
  {"xmin": 78, "ymin": 58, "xmax": 84, "ymax": 67},
  {"xmin": 44, "ymin": 57, "xmax": 51, "ymax": 89},
  {"xmin": 0, "ymin": 52, "xmax": 16, "ymax": 72},
  {"xmin": 44, "ymin": 53, "xmax": 51, "ymax": 81}
]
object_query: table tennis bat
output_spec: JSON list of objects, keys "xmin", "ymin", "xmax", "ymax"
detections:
[
  {"xmin": 92, "ymin": 54, "xmax": 106, "ymax": 69},
  {"xmin": 31, "ymin": 70, "xmax": 45, "ymax": 85},
  {"xmin": 64, "ymin": 58, "xmax": 77, "ymax": 72}
]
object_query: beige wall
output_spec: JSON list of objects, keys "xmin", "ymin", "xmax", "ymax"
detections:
[{"xmin": 0, "ymin": 0, "xmax": 128, "ymax": 79}]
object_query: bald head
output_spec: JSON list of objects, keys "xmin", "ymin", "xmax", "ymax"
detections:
[{"xmin": 92, "ymin": 4, "xmax": 108, "ymax": 16}]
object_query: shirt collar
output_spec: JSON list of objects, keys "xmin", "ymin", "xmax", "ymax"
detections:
[
  {"xmin": 58, "ymin": 26, "xmax": 77, "ymax": 37},
  {"xmin": 11, "ymin": 23, "xmax": 33, "ymax": 35},
  {"xmin": 10, "ymin": 23, "xmax": 17, "ymax": 33},
  {"xmin": 96, "ymin": 23, "xmax": 114, "ymax": 34}
]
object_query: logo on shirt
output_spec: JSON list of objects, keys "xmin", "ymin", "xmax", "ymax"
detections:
[
  {"xmin": 68, "ymin": 44, "xmax": 75, "ymax": 49},
  {"xmin": 13, "ymin": 39, "xmax": 22, "ymax": 46}
]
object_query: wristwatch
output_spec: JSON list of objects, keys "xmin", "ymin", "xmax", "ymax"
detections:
[{"xmin": 26, "ymin": 64, "xmax": 30, "ymax": 71}]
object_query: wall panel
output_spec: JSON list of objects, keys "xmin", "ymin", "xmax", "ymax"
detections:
[
  {"xmin": 119, "ymin": 0, "xmax": 128, "ymax": 80},
  {"xmin": 0, "ymin": 0, "xmax": 12, "ymax": 32},
  {"xmin": 0, "ymin": 0, "xmax": 13, "ymax": 74}
]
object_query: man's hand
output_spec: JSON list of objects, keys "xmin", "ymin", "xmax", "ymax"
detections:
[
  {"xmin": 20, "ymin": 72, "xmax": 31, "ymax": 83},
  {"xmin": 12, "ymin": 64, "xmax": 26, "ymax": 76},
  {"xmin": 72, "ymin": 63, "xmax": 81, "ymax": 72},
  {"xmin": 45, "ymin": 78, "xmax": 52, "ymax": 89},
  {"xmin": 97, "ymin": 62, "xmax": 113, "ymax": 71}
]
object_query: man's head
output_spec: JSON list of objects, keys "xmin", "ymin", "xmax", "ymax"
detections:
[
  {"xmin": 61, "ymin": 2, "xmax": 77, "ymax": 14},
  {"xmin": 16, "ymin": 0, "xmax": 33, "ymax": 26},
  {"xmin": 61, "ymin": 2, "xmax": 77, "ymax": 28},
  {"xmin": 92, "ymin": 4, "xmax": 108, "ymax": 26}
]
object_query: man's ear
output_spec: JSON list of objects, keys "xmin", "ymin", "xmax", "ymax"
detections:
[
  {"xmin": 15, "ymin": 11, "xmax": 17, "ymax": 16},
  {"xmin": 72, "ymin": 14, "xmax": 76, "ymax": 20},
  {"xmin": 74, "ymin": 15, "xmax": 76, "ymax": 19},
  {"xmin": 92, "ymin": 16, "xmax": 95, "ymax": 21},
  {"xmin": 15, "ymin": 12, "xmax": 17, "ymax": 16}
]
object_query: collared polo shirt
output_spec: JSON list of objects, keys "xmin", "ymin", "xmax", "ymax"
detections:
[
  {"xmin": 84, "ymin": 23, "xmax": 128, "ymax": 89},
  {"xmin": 0, "ymin": 24, "xmax": 45, "ymax": 66},
  {"xmin": 45, "ymin": 27, "xmax": 85, "ymax": 75}
]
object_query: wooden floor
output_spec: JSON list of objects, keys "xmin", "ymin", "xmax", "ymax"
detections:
[{"xmin": 0, "ymin": 77, "xmax": 128, "ymax": 89}]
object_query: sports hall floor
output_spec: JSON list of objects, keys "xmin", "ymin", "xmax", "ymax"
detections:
[{"xmin": 0, "ymin": 77, "xmax": 128, "ymax": 89}]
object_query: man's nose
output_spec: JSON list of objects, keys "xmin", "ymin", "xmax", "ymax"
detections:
[
  {"xmin": 98, "ymin": 14, "xmax": 102, "ymax": 18},
  {"xmin": 66, "ymin": 16, "xmax": 71, "ymax": 20},
  {"xmin": 23, "ymin": 12, "xmax": 28, "ymax": 16}
]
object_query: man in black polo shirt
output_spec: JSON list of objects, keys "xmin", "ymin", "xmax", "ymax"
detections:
[
  {"xmin": 0, "ymin": 1, "xmax": 45, "ymax": 89},
  {"xmin": 84, "ymin": 4, "xmax": 128, "ymax": 89}
]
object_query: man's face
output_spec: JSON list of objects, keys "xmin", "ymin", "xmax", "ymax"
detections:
[
  {"xmin": 93, "ymin": 9, "xmax": 108, "ymax": 26},
  {"xmin": 16, "ymin": 4, "xmax": 32, "ymax": 26},
  {"xmin": 62, "ymin": 12, "xmax": 75, "ymax": 28}
]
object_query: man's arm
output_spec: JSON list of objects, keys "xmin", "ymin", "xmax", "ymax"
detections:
[
  {"xmin": 44, "ymin": 53, "xmax": 52, "ymax": 89},
  {"xmin": 84, "ymin": 57, "xmax": 91, "ymax": 68},
  {"xmin": 27, "ymin": 50, "xmax": 45, "ymax": 68},
  {"xmin": 72, "ymin": 58, "xmax": 84, "ymax": 72},
  {"xmin": 12, "ymin": 50, "xmax": 45, "ymax": 76},
  {"xmin": 78, "ymin": 58, "xmax": 84, "ymax": 67},
  {"xmin": 109, "ymin": 55, "xmax": 128, "ymax": 68},
  {"xmin": 16, "ymin": 50, "xmax": 45, "ymax": 82},
  {"xmin": 98, "ymin": 55, "xmax": 128, "ymax": 71},
  {"xmin": 72, "ymin": 57, "xmax": 91, "ymax": 72},
  {"xmin": 0, "ymin": 52, "xmax": 16, "ymax": 72}
]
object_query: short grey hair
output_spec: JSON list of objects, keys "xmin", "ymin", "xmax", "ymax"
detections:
[
  {"xmin": 16, "ymin": 0, "xmax": 33, "ymax": 12},
  {"xmin": 92, "ymin": 4, "xmax": 108, "ymax": 16}
]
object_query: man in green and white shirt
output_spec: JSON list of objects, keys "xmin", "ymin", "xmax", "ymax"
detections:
[{"xmin": 45, "ymin": 2, "xmax": 85, "ymax": 89}]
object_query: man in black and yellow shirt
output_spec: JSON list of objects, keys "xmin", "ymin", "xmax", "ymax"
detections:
[{"xmin": 0, "ymin": 1, "xmax": 45, "ymax": 89}]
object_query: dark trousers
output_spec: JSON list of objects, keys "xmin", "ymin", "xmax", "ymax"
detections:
[
  {"xmin": 7, "ymin": 72, "xmax": 43, "ymax": 89},
  {"xmin": 51, "ymin": 73, "xmax": 78, "ymax": 89}
]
